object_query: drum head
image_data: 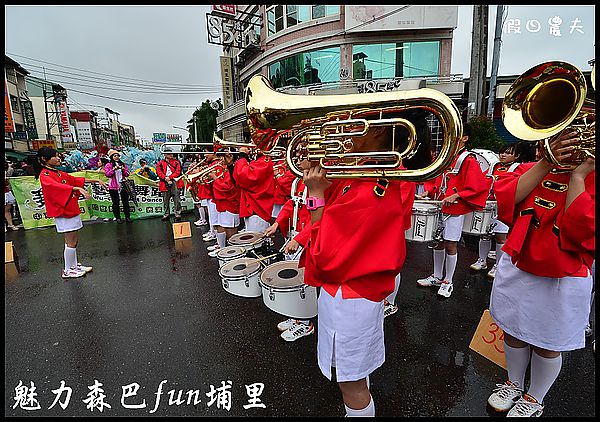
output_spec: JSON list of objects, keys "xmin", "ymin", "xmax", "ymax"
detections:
[
  {"xmin": 412, "ymin": 201, "xmax": 439, "ymax": 214},
  {"xmin": 220, "ymin": 257, "xmax": 261, "ymax": 277},
  {"xmin": 228, "ymin": 231, "xmax": 263, "ymax": 246},
  {"xmin": 216, "ymin": 246, "xmax": 246, "ymax": 259},
  {"xmin": 260, "ymin": 260, "xmax": 305, "ymax": 289}
]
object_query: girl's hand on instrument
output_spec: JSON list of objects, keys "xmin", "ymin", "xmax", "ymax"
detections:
[
  {"xmin": 263, "ymin": 222, "xmax": 278, "ymax": 237},
  {"xmin": 303, "ymin": 163, "xmax": 331, "ymax": 197},
  {"xmin": 416, "ymin": 191, "xmax": 429, "ymax": 199},
  {"xmin": 571, "ymin": 156, "xmax": 595, "ymax": 180},
  {"xmin": 547, "ymin": 130, "xmax": 579, "ymax": 163},
  {"xmin": 283, "ymin": 239, "xmax": 300, "ymax": 254},
  {"xmin": 442, "ymin": 192, "xmax": 459, "ymax": 206}
]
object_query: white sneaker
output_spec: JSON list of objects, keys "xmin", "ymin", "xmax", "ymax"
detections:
[
  {"xmin": 281, "ymin": 322, "xmax": 314, "ymax": 342},
  {"xmin": 208, "ymin": 248, "xmax": 221, "ymax": 257},
  {"xmin": 203, "ymin": 233, "xmax": 216, "ymax": 242},
  {"xmin": 470, "ymin": 258, "xmax": 488, "ymax": 271},
  {"xmin": 194, "ymin": 220, "xmax": 203, "ymax": 226},
  {"xmin": 488, "ymin": 250, "xmax": 497, "ymax": 260},
  {"xmin": 437, "ymin": 280, "xmax": 453, "ymax": 298},
  {"xmin": 207, "ymin": 244, "xmax": 220, "ymax": 252},
  {"xmin": 416, "ymin": 274, "xmax": 442, "ymax": 287},
  {"xmin": 62, "ymin": 268, "xmax": 86, "ymax": 279},
  {"xmin": 384, "ymin": 303, "xmax": 398, "ymax": 318},
  {"xmin": 75, "ymin": 263, "xmax": 93, "ymax": 273},
  {"xmin": 277, "ymin": 318, "xmax": 297, "ymax": 332},
  {"xmin": 487, "ymin": 264, "xmax": 497, "ymax": 279},
  {"xmin": 488, "ymin": 381, "xmax": 523, "ymax": 412},
  {"xmin": 506, "ymin": 394, "xmax": 543, "ymax": 417}
]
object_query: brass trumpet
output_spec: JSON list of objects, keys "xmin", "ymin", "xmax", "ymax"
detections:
[
  {"xmin": 502, "ymin": 60, "xmax": 595, "ymax": 169},
  {"xmin": 245, "ymin": 74, "xmax": 463, "ymax": 181}
]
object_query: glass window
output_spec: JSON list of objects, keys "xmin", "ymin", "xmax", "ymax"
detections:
[
  {"xmin": 312, "ymin": 5, "xmax": 325, "ymax": 19},
  {"xmin": 352, "ymin": 41, "xmax": 440, "ymax": 80},
  {"xmin": 269, "ymin": 47, "xmax": 340, "ymax": 89},
  {"xmin": 275, "ymin": 5, "xmax": 284, "ymax": 32},
  {"xmin": 287, "ymin": 5, "xmax": 298, "ymax": 27},
  {"xmin": 325, "ymin": 6, "xmax": 339, "ymax": 16},
  {"xmin": 267, "ymin": 8, "xmax": 275, "ymax": 35},
  {"xmin": 10, "ymin": 95, "xmax": 20, "ymax": 114},
  {"xmin": 298, "ymin": 5, "xmax": 311, "ymax": 22}
]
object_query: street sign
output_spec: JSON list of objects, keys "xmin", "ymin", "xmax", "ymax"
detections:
[
  {"xmin": 153, "ymin": 133, "xmax": 167, "ymax": 142},
  {"xmin": 173, "ymin": 222, "xmax": 192, "ymax": 240}
]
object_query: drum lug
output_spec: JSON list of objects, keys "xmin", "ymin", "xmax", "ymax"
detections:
[
  {"xmin": 244, "ymin": 278, "xmax": 250, "ymax": 288},
  {"xmin": 300, "ymin": 285, "xmax": 306, "ymax": 299},
  {"xmin": 223, "ymin": 279, "xmax": 229, "ymax": 289},
  {"xmin": 269, "ymin": 289, "xmax": 275, "ymax": 301}
]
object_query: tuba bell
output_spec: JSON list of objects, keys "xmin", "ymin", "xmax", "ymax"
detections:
[
  {"xmin": 245, "ymin": 75, "xmax": 463, "ymax": 181},
  {"xmin": 502, "ymin": 60, "xmax": 595, "ymax": 169}
]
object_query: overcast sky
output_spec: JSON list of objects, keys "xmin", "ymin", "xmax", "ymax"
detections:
[{"xmin": 5, "ymin": 5, "xmax": 595, "ymax": 142}]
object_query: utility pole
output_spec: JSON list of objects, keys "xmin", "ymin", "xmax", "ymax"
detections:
[
  {"xmin": 487, "ymin": 5, "xmax": 504, "ymax": 119},
  {"xmin": 193, "ymin": 115, "xmax": 198, "ymax": 143},
  {"xmin": 467, "ymin": 4, "xmax": 489, "ymax": 121},
  {"xmin": 42, "ymin": 67, "xmax": 52, "ymax": 139}
]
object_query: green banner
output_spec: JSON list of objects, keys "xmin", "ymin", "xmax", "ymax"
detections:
[{"xmin": 8, "ymin": 171, "xmax": 194, "ymax": 230}]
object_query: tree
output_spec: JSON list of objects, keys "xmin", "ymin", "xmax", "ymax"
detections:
[
  {"xmin": 185, "ymin": 99, "xmax": 223, "ymax": 151},
  {"xmin": 467, "ymin": 115, "xmax": 506, "ymax": 152}
]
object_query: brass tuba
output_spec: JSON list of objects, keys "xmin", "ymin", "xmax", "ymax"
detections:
[
  {"xmin": 245, "ymin": 75, "xmax": 463, "ymax": 181},
  {"xmin": 502, "ymin": 60, "xmax": 595, "ymax": 169}
]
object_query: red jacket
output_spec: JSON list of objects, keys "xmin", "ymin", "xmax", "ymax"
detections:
[
  {"xmin": 275, "ymin": 179, "xmax": 312, "ymax": 245},
  {"xmin": 424, "ymin": 150, "xmax": 490, "ymax": 215},
  {"xmin": 273, "ymin": 168, "xmax": 296, "ymax": 205},
  {"xmin": 300, "ymin": 178, "xmax": 410, "ymax": 302},
  {"xmin": 156, "ymin": 158, "xmax": 184, "ymax": 191},
  {"xmin": 39, "ymin": 167, "xmax": 85, "ymax": 218},
  {"xmin": 495, "ymin": 163, "xmax": 595, "ymax": 278},
  {"xmin": 233, "ymin": 155, "xmax": 275, "ymax": 221},
  {"xmin": 212, "ymin": 169, "xmax": 240, "ymax": 214},
  {"xmin": 197, "ymin": 183, "xmax": 212, "ymax": 200}
]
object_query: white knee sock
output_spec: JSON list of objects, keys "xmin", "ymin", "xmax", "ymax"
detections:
[
  {"xmin": 216, "ymin": 232, "xmax": 227, "ymax": 248},
  {"xmin": 527, "ymin": 352, "xmax": 562, "ymax": 404},
  {"xmin": 479, "ymin": 238, "xmax": 492, "ymax": 261},
  {"xmin": 433, "ymin": 249, "xmax": 445, "ymax": 279},
  {"xmin": 386, "ymin": 274, "xmax": 401, "ymax": 305},
  {"xmin": 64, "ymin": 245, "xmax": 77, "ymax": 271},
  {"xmin": 198, "ymin": 207, "xmax": 206, "ymax": 221},
  {"xmin": 444, "ymin": 253, "xmax": 458, "ymax": 283},
  {"xmin": 495, "ymin": 242, "xmax": 504, "ymax": 264},
  {"xmin": 503, "ymin": 343, "xmax": 531, "ymax": 390},
  {"xmin": 344, "ymin": 395, "xmax": 375, "ymax": 417}
]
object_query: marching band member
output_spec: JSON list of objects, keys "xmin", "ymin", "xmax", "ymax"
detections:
[
  {"xmin": 470, "ymin": 142, "xmax": 536, "ymax": 278},
  {"xmin": 199, "ymin": 151, "xmax": 219, "ymax": 243},
  {"xmin": 32, "ymin": 147, "xmax": 107, "ymax": 279},
  {"xmin": 233, "ymin": 145, "xmax": 275, "ymax": 233},
  {"xmin": 300, "ymin": 112, "xmax": 433, "ymax": 417},
  {"xmin": 264, "ymin": 177, "xmax": 315, "ymax": 341},
  {"xmin": 486, "ymin": 131, "xmax": 595, "ymax": 417},
  {"xmin": 156, "ymin": 148, "xmax": 184, "ymax": 222},
  {"xmin": 208, "ymin": 150, "xmax": 240, "ymax": 257},
  {"xmin": 416, "ymin": 122, "xmax": 489, "ymax": 298}
]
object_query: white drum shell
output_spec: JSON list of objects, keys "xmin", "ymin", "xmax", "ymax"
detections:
[
  {"xmin": 216, "ymin": 246, "xmax": 247, "ymax": 268},
  {"xmin": 405, "ymin": 203, "xmax": 439, "ymax": 242},
  {"xmin": 462, "ymin": 201, "xmax": 497, "ymax": 235},
  {"xmin": 219, "ymin": 259, "xmax": 262, "ymax": 298}
]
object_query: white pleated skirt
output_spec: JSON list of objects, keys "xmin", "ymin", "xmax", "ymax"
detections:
[
  {"xmin": 317, "ymin": 287, "xmax": 385, "ymax": 382},
  {"xmin": 489, "ymin": 253, "xmax": 592, "ymax": 351},
  {"xmin": 55, "ymin": 215, "xmax": 83, "ymax": 233}
]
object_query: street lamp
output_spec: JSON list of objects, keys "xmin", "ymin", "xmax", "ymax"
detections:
[{"xmin": 172, "ymin": 125, "xmax": 191, "ymax": 142}]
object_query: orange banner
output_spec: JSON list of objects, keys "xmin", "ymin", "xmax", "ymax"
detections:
[{"xmin": 5, "ymin": 76, "xmax": 15, "ymax": 133}]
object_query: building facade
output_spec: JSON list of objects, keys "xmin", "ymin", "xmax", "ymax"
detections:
[
  {"xmin": 5, "ymin": 55, "xmax": 31, "ymax": 154},
  {"xmin": 216, "ymin": 5, "xmax": 464, "ymax": 151}
]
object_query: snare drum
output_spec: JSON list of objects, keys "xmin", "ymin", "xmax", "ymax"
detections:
[
  {"xmin": 219, "ymin": 257, "xmax": 262, "ymax": 298},
  {"xmin": 259, "ymin": 261, "xmax": 317, "ymax": 319},
  {"xmin": 462, "ymin": 201, "xmax": 497, "ymax": 235},
  {"xmin": 405, "ymin": 201, "xmax": 440, "ymax": 242},
  {"xmin": 228, "ymin": 231, "xmax": 264, "ymax": 251},
  {"xmin": 216, "ymin": 246, "xmax": 247, "ymax": 269}
]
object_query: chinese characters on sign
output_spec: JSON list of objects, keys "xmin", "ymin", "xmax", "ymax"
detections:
[
  {"xmin": 503, "ymin": 16, "xmax": 584, "ymax": 36},
  {"xmin": 57, "ymin": 101, "xmax": 73, "ymax": 143},
  {"xmin": 12, "ymin": 379, "xmax": 266, "ymax": 413}
]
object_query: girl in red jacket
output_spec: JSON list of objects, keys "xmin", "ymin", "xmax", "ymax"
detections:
[
  {"xmin": 300, "ymin": 112, "xmax": 433, "ymax": 416},
  {"xmin": 416, "ymin": 122, "xmax": 490, "ymax": 298},
  {"xmin": 486, "ymin": 131, "xmax": 594, "ymax": 417},
  {"xmin": 33, "ymin": 147, "xmax": 107, "ymax": 279}
]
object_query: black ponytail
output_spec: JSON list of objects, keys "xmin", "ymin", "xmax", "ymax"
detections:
[{"xmin": 33, "ymin": 147, "xmax": 59, "ymax": 179}]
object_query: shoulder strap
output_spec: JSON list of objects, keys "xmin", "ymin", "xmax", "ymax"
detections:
[
  {"xmin": 449, "ymin": 150, "xmax": 473, "ymax": 175},
  {"xmin": 508, "ymin": 162, "xmax": 520, "ymax": 172}
]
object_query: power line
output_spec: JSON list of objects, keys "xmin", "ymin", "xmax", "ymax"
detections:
[
  {"xmin": 6, "ymin": 51, "xmax": 220, "ymax": 88},
  {"xmin": 60, "ymin": 87, "xmax": 200, "ymax": 108}
]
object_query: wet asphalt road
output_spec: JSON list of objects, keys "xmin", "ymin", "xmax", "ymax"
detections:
[{"xmin": 4, "ymin": 214, "xmax": 595, "ymax": 417}]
